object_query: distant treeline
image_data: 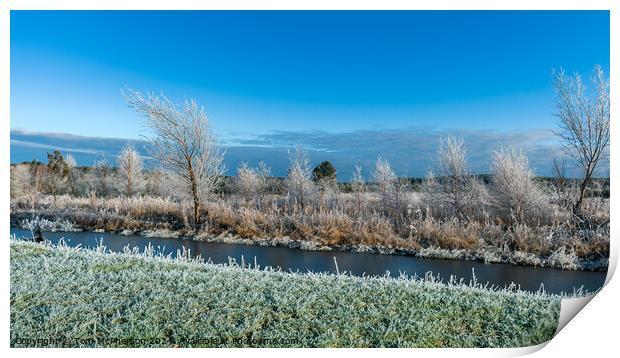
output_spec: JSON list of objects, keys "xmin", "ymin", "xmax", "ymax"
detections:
[{"xmin": 11, "ymin": 160, "xmax": 610, "ymax": 199}]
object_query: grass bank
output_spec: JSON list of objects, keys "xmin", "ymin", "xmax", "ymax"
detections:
[{"xmin": 10, "ymin": 240, "xmax": 560, "ymax": 347}]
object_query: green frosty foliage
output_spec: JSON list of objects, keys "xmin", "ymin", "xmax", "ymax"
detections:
[{"xmin": 10, "ymin": 240, "xmax": 560, "ymax": 348}]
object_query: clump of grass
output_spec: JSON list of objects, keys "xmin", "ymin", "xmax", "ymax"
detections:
[
  {"xmin": 547, "ymin": 247, "xmax": 579, "ymax": 270},
  {"xmin": 10, "ymin": 240, "xmax": 560, "ymax": 348},
  {"xmin": 411, "ymin": 216, "xmax": 482, "ymax": 250},
  {"xmin": 20, "ymin": 217, "xmax": 81, "ymax": 233}
]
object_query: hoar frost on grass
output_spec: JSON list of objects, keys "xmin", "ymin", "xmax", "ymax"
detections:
[
  {"xmin": 19, "ymin": 217, "xmax": 81, "ymax": 233},
  {"xmin": 547, "ymin": 247, "xmax": 580, "ymax": 270},
  {"xmin": 141, "ymin": 228, "xmax": 181, "ymax": 239},
  {"xmin": 10, "ymin": 239, "xmax": 560, "ymax": 348}
]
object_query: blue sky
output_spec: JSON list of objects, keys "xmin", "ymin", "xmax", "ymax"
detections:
[{"xmin": 10, "ymin": 11, "xmax": 610, "ymax": 177}]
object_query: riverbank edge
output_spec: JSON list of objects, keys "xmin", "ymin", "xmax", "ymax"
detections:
[
  {"xmin": 10, "ymin": 213, "xmax": 608, "ymax": 272},
  {"xmin": 10, "ymin": 240, "xmax": 561, "ymax": 347}
]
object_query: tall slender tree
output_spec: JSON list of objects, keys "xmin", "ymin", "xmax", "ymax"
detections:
[
  {"xmin": 117, "ymin": 145, "xmax": 144, "ymax": 197},
  {"xmin": 124, "ymin": 90, "xmax": 225, "ymax": 226},
  {"xmin": 553, "ymin": 65, "xmax": 610, "ymax": 215},
  {"xmin": 286, "ymin": 144, "xmax": 315, "ymax": 210}
]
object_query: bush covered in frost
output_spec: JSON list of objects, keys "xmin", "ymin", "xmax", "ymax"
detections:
[{"xmin": 19, "ymin": 216, "xmax": 81, "ymax": 233}]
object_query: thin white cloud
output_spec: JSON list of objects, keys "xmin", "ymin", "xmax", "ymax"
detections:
[
  {"xmin": 11, "ymin": 127, "xmax": 603, "ymax": 179},
  {"xmin": 10, "ymin": 139, "xmax": 102, "ymax": 155}
]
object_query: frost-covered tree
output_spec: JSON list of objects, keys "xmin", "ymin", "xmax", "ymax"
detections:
[
  {"xmin": 373, "ymin": 157, "xmax": 395, "ymax": 201},
  {"xmin": 310, "ymin": 161, "xmax": 338, "ymax": 208},
  {"xmin": 44, "ymin": 151, "xmax": 70, "ymax": 203},
  {"xmin": 351, "ymin": 164, "xmax": 366, "ymax": 214},
  {"xmin": 372, "ymin": 157, "xmax": 408, "ymax": 216},
  {"xmin": 553, "ymin": 65, "xmax": 610, "ymax": 215},
  {"xmin": 490, "ymin": 147, "xmax": 544, "ymax": 223},
  {"xmin": 236, "ymin": 161, "xmax": 270, "ymax": 203},
  {"xmin": 144, "ymin": 170, "xmax": 163, "ymax": 197},
  {"xmin": 236, "ymin": 163, "xmax": 261, "ymax": 199},
  {"xmin": 11, "ymin": 164, "xmax": 46, "ymax": 213},
  {"xmin": 256, "ymin": 161, "xmax": 272, "ymax": 193},
  {"xmin": 10, "ymin": 164, "xmax": 32, "ymax": 199},
  {"xmin": 142, "ymin": 170, "xmax": 183, "ymax": 200},
  {"xmin": 64, "ymin": 154, "xmax": 86, "ymax": 197},
  {"xmin": 31, "ymin": 165, "xmax": 46, "ymax": 212},
  {"xmin": 124, "ymin": 90, "xmax": 226, "ymax": 226},
  {"xmin": 117, "ymin": 145, "xmax": 144, "ymax": 197},
  {"xmin": 86, "ymin": 158, "xmax": 117, "ymax": 198},
  {"xmin": 423, "ymin": 135, "xmax": 486, "ymax": 217},
  {"xmin": 286, "ymin": 144, "xmax": 315, "ymax": 209},
  {"xmin": 159, "ymin": 172, "xmax": 188, "ymax": 201},
  {"xmin": 551, "ymin": 155, "xmax": 578, "ymax": 211},
  {"xmin": 65, "ymin": 154, "xmax": 77, "ymax": 169}
]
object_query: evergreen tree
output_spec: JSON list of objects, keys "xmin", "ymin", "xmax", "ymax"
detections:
[
  {"xmin": 312, "ymin": 161, "xmax": 337, "ymax": 183},
  {"xmin": 47, "ymin": 150, "xmax": 69, "ymax": 178}
]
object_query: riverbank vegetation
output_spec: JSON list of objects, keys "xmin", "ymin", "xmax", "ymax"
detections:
[
  {"xmin": 9, "ymin": 150, "xmax": 610, "ymax": 270},
  {"xmin": 10, "ymin": 240, "xmax": 560, "ymax": 347},
  {"xmin": 10, "ymin": 187, "xmax": 609, "ymax": 270},
  {"xmin": 9, "ymin": 67, "xmax": 610, "ymax": 271}
]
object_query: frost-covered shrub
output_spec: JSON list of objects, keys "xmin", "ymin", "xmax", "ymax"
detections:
[
  {"xmin": 490, "ymin": 147, "xmax": 547, "ymax": 224},
  {"xmin": 235, "ymin": 162, "xmax": 270, "ymax": 203},
  {"xmin": 86, "ymin": 159, "xmax": 118, "ymax": 198},
  {"xmin": 10, "ymin": 164, "xmax": 32, "ymax": 199},
  {"xmin": 422, "ymin": 135, "xmax": 489, "ymax": 219},
  {"xmin": 19, "ymin": 216, "xmax": 81, "ymax": 233},
  {"xmin": 285, "ymin": 145, "xmax": 316, "ymax": 209},
  {"xmin": 141, "ymin": 228, "xmax": 181, "ymax": 239},
  {"xmin": 350, "ymin": 164, "xmax": 367, "ymax": 213},
  {"xmin": 372, "ymin": 157, "xmax": 410, "ymax": 218},
  {"xmin": 117, "ymin": 145, "xmax": 144, "ymax": 197},
  {"xmin": 547, "ymin": 247, "xmax": 579, "ymax": 270}
]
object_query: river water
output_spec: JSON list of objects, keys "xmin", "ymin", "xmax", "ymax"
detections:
[{"xmin": 10, "ymin": 228, "xmax": 607, "ymax": 295}]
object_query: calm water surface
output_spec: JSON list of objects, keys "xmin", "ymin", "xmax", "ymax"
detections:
[{"xmin": 10, "ymin": 228, "xmax": 607, "ymax": 295}]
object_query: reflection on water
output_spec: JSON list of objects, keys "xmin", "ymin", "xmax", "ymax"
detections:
[{"xmin": 10, "ymin": 228, "xmax": 607, "ymax": 295}]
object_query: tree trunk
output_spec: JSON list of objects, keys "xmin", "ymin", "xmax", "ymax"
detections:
[
  {"xmin": 574, "ymin": 163, "xmax": 594, "ymax": 216},
  {"xmin": 192, "ymin": 192, "xmax": 200, "ymax": 226},
  {"xmin": 187, "ymin": 161, "xmax": 201, "ymax": 227},
  {"xmin": 574, "ymin": 176, "xmax": 590, "ymax": 216}
]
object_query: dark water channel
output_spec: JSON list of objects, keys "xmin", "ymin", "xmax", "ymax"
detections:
[{"xmin": 10, "ymin": 228, "xmax": 607, "ymax": 295}]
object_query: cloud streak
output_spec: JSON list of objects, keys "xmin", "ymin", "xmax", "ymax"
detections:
[
  {"xmin": 11, "ymin": 127, "xmax": 596, "ymax": 179},
  {"xmin": 226, "ymin": 127, "xmax": 565, "ymax": 178}
]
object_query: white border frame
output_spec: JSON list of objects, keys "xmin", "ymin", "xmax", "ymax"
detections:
[{"xmin": 1, "ymin": 1, "xmax": 616, "ymax": 356}]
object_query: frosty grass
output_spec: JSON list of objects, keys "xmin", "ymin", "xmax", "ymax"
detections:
[{"xmin": 10, "ymin": 239, "xmax": 560, "ymax": 347}]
